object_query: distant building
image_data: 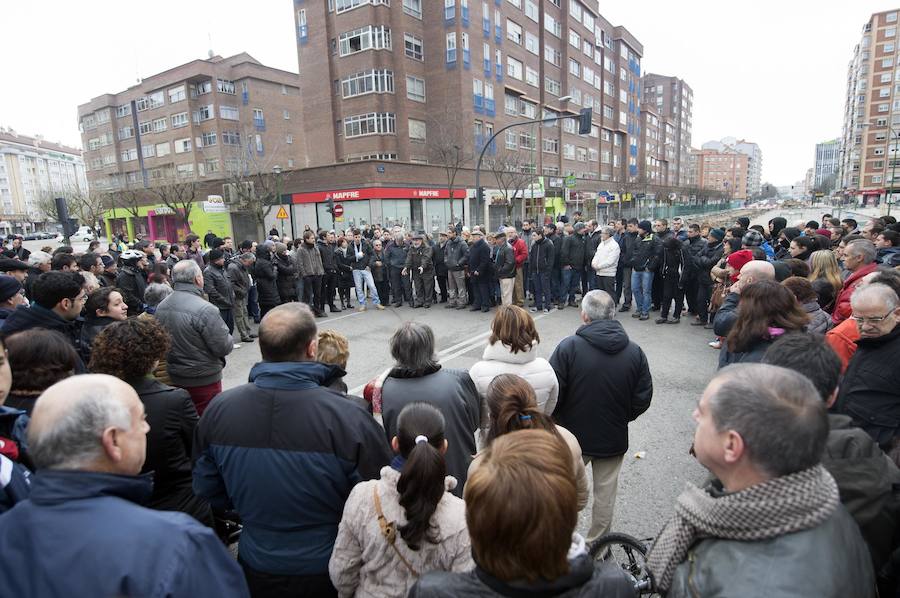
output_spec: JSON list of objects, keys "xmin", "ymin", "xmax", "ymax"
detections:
[
  {"xmin": 0, "ymin": 128, "xmax": 87, "ymax": 234},
  {"xmin": 701, "ymin": 137, "xmax": 762, "ymax": 196},
  {"xmin": 691, "ymin": 147, "xmax": 750, "ymax": 199},
  {"xmin": 641, "ymin": 74, "xmax": 693, "ymax": 187},
  {"xmin": 814, "ymin": 138, "xmax": 839, "ymax": 188}
]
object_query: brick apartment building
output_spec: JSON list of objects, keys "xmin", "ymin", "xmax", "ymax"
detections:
[
  {"xmin": 839, "ymin": 8, "xmax": 900, "ymax": 206},
  {"xmin": 640, "ymin": 73, "xmax": 692, "ymax": 187},
  {"xmin": 77, "ymin": 53, "xmax": 304, "ymax": 241},
  {"xmin": 690, "ymin": 147, "xmax": 750, "ymax": 200},
  {"xmin": 292, "ymin": 0, "xmax": 645, "ymax": 230}
]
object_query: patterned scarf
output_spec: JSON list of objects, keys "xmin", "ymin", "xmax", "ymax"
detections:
[{"xmin": 646, "ymin": 464, "xmax": 840, "ymax": 592}]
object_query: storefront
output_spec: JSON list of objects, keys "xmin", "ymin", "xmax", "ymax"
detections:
[
  {"xmin": 103, "ymin": 196, "xmax": 233, "ymax": 243},
  {"xmin": 288, "ymin": 187, "xmax": 468, "ymax": 234}
]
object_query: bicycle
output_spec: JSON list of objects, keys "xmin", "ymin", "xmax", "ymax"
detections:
[{"xmin": 588, "ymin": 532, "xmax": 658, "ymax": 596}]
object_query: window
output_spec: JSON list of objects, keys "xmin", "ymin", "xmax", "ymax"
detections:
[
  {"xmin": 342, "ymin": 69, "xmax": 395, "ymax": 98},
  {"xmin": 219, "ymin": 105, "xmax": 240, "ymax": 120},
  {"xmin": 118, "ymin": 126, "xmax": 134, "ymax": 140},
  {"xmin": 193, "ymin": 104, "xmax": 214, "ymax": 123},
  {"xmin": 138, "ymin": 121, "xmax": 152, "ymax": 135},
  {"xmin": 148, "ymin": 91, "xmax": 164, "ymax": 109},
  {"xmin": 525, "ymin": 66, "xmax": 539, "ymax": 87},
  {"xmin": 562, "ymin": 118, "xmax": 576, "ymax": 134},
  {"xmin": 171, "ymin": 112, "xmax": 189, "ymax": 128},
  {"xmin": 507, "ymin": 0, "xmax": 520, "ymax": 7},
  {"xmin": 217, "ymin": 79, "xmax": 236, "ymax": 94},
  {"xmin": 506, "ymin": 130, "xmax": 517, "ymax": 149},
  {"xmin": 507, "ymin": 56, "xmax": 523, "ymax": 80},
  {"xmin": 507, "ymin": 19, "xmax": 522, "ymax": 44},
  {"xmin": 406, "ymin": 75, "xmax": 426, "ymax": 102},
  {"xmin": 222, "ymin": 131, "xmax": 241, "ymax": 145},
  {"xmin": 569, "ymin": 29, "xmax": 580, "ymax": 48},
  {"xmin": 545, "ymin": 76, "xmax": 561, "ymax": 95},
  {"xmin": 167, "ymin": 86, "xmax": 186, "ymax": 104},
  {"xmin": 200, "ymin": 132, "xmax": 217, "ymax": 147},
  {"xmin": 336, "ymin": 0, "xmax": 389, "ymax": 13},
  {"xmin": 446, "ymin": 32, "xmax": 457, "ymax": 62},
  {"xmin": 152, "ymin": 118, "xmax": 167, "ymax": 133},
  {"xmin": 408, "ymin": 118, "xmax": 427, "ymax": 142},
  {"xmin": 545, "ymin": 14, "xmax": 561, "ymax": 37},
  {"xmin": 521, "ymin": 100, "xmax": 536, "ymax": 118},
  {"xmin": 563, "ymin": 143, "xmax": 575, "ymax": 159},
  {"xmin": 885, "ymin": 58, "xmax": 895, "ymax": 68},
  {"xmin": 543, "ymin": 137, "xmax": 559, "ymax": 153},
  {"xmin": 603, "ymin": 104, "xmax": 614, "ymax": 119},
  {"xmin": 524, "ymin": 0, "xmax": 538, "ymax": 21},
  {"xmin": 404, "ymin": 33, "xmax": 424, "ymax": 60},
  {"xmin": 174, "ymin": 138, "xmax": 192, "ymax": 153},
  {"xmin": 571, "ymin": 88, "xmax": 581, "ymax": 104},
  {"xmin": 576, "ymin": 147, "xmax": 587, "ymax": 162},
  {"xmin": 403, "ymin": 0, "xmax": 422, "ymax": 18},
  {"xmin": 284, "ymin": 109, "xmax": 291, "ymax": 120},
  {"xmin": 135, "ymin": 97, "xmax": 149, "ymax": 112},
  {"xmin": 141, "ymin": 144, "xmax": 155, "ymax": 158},
  {"xmin": 116, "ymin": 104, "xmax": 131, "ymax": 118},
  {"xmin": 519, "ymin": 130, "xmax": 535, "ymax": 149},
  {"xmin": 888, "ymin": 12, "xmax": 898, "ymax": 22},
  {"xmin": 569, "ymin": 58, "xmax": 581, "ymax": 77},
  {"xmin": 888, "ymin": 27, "xmax": 897, "ymax": 38},
  {"xmin": 881, "ymin": 88, "xmax": 891, "ymax": 98},
  {"xmin": 544, "ymin": 45, "xmax": 561, "ymax": 66},
  {"xmin": 445, "ymin": 0, "xmax": 455, "ymax": 19},
  {"xmin": 525, "ymin": 31, "xmax": 539, "ymax": 54},
  {"xmin": 583, "ymin": 39, "xmax": 593, "ymax": 58},
  {"xmin": 120, "ymin": 148, "xmax": 138, "ymax": 162},
  {"xmin": 205, "ymin": 159, "xmax": 220, "ymax": 174},
  {"xmin": 176, "ymin": 164, "xmax": 195, "ymax": 178},
  {"xmin": 505, "ymin": 93, "xmax": 519, "ymax": 115},
  {"xmin": 286, "ymin": 134, "xmax": 293, "ymax": 145},
  {"xmin": 343, "ymin": 112, "xmax": 397, "ymax": 137},
  {"xmin": 339, "ymin": 25, "xmax": 392, "ymax": 56}
]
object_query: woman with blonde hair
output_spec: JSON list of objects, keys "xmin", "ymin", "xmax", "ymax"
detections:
[
  {"xmin": 808, "ymin": 249, "xmax": 843, "ymax": 313},
  {"xmin": 469, "ymin": 305, "xmax": 558, "ymax": 414}
]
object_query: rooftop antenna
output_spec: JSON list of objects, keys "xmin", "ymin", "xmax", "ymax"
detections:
[{"xmin": 208, "ymin": 33, "xmax": 214, "ymax": 59}]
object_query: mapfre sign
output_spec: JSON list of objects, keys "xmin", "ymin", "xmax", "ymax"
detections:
[{"xmin": 290, "ymin": 187, "xmax": 466, "ymax": 204}]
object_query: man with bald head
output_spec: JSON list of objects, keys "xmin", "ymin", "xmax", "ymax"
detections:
[
  {"xmin": 193, "ymin": 302, "xmax": 391, "ymax": 596},
  {"xmin": 0, "ymin": 375, "xmax": 248, "ymax": 598},
  {"xmin": 713, "ymin": 259, "xmax": 776, "ymax": 338}
]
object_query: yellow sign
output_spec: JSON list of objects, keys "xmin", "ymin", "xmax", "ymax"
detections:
[{"xmin": 275, "ymin": 206, "xmax": 289, "ymax": 219}]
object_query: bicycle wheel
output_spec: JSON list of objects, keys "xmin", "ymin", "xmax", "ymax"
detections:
[{"xmin": 588, "ymin": 532, "xmax": 657, "ymax": 596}]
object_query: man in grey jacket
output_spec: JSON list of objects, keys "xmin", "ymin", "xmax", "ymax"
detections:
[
  {"xmin": 203, "ymin": 249, "xmax": 235, "ymax": 334},
  {"xmin": 156, "ymin": 260, "xmax": 233, "ymax": 416},
  {"xmin": 227, "ymin": 252, "xmax": 256, "ymax": 343}
]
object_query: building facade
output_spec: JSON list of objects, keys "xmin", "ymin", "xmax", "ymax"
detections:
[
  {"xmin": 839, "ymin": 9, "xmax": 900, "ymax": 205},
  {"xmin": 292, "ymin": 0, "xmax": 644, "ymax": 229},
  {"xmin": 0, "ymin": 128, "xmax": 87, "ymax": 234},
  {"xmin": 691, "ymin": 147, "xmax": 750, "ymax": 199},
  {"xmin": 77, "ymin": 53, "xmax": 304, "ymax": 240},
  {"xmin": 641, "ymin": 73, "xmax": 692, "ymax": 187},
  {"xmin": 814, "ymin": 138, "xmax": 839, "ymax": 188},
  {"xmin": 701, "ymin": 137, "xmax": 761, "ymax": 196}
]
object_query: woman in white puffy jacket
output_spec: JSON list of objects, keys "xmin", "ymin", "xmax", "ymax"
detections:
[
  {"xmin": 469, "ymin": 305, "xmax": 559, "ymax": 419},
  {"xmin": 591, "ymin": 225, "xmax": 621, "ymax": 299}
]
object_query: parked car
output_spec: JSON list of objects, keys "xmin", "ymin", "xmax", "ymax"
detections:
[{"xmin": 57, "ymin": 226, "xmax": 96, "ymax": 243}]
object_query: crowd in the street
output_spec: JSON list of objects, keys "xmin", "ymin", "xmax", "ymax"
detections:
[{"xmin": 0, "ymin": 207, "xmax": 898, "ymax": 597}]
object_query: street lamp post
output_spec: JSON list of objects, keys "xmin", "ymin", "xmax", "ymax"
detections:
[{"xmin": 273, "ymin": 165, "xmax": 285, "ymax": 238}]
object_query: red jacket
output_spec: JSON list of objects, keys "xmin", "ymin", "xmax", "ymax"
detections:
[
  {"xmin": 832, "ymin": 263, "xmax": 878, "ymax": 325},
  {"xmin": 825, "ymin": 317, "xmax": 860, "ymax": 373},
  {"xmin": 511, "ymin": 237, "xmax": 528, "ymax": 268}
]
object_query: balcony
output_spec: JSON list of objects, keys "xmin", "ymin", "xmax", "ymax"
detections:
[
  {"xmin": 495, "ymin": 25, "xmax": 502, "ymax": 43},
  {"xmin": 485, "ymin": 98, "xmax": 495, "ymax": 116},
  {"xmin": 483, "ymin": 17, "xmax": 490, "ymax": 37},
  {"xmin": 475, "ymin": 133, "xmax": 497, "ymax": 156},
  {"xmin": 462, "ymin": 5, "xmax": 469, "ymax": 26},
  {"xmin": 474, "ymin": 93, "xmax": 484, "ymax": 114},
  {"xmin": 483, "ymin": 57, "xmax": 491, "ymax": 75},
  {"xmin": 254, "ymin": 118, "xmax": 266, "ymax": 132},
  {"xmin": 444, "ymin": 5, "xmax": 455, "ymax": 23},
  {"xmin": 463, "ymin": 48, "xmax": 471, "ymax": 69}
]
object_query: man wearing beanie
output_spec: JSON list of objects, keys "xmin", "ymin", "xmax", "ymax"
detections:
[
  {"xmin": 692, "ymin": 228, "xmax": 725, "ymax": 326},
  {"xmin": 629, "ymin": 220, "xmax": 661, "ymax": 320},
  {"xmin": 204, "ymin": 248, "xmax": 236, "ymax": 335},
  {"xmin": 99, "ymin": 254, "xmax": 118, "ymax": 288},
  {"xmin": 0, "ymin": 274, "xmax": 27, "ymax": 326}
]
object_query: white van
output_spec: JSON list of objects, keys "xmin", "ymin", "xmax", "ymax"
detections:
[{"xmin": 57, "ymin": 226, "xmax": 97, "ymax": 243}]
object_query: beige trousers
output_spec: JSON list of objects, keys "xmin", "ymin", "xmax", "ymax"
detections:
[{"xmin": 583, "ymin": 454, "xmax": 625, "ymax": 541}]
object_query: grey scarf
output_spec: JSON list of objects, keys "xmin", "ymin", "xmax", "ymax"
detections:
[{"xmin": 646, "ymin": 464, "xmax": 840, "ymax": 592}]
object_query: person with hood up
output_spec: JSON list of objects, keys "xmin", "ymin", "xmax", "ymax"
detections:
[
  {"xmin": 775, "ymin": 227, "xmax": 802, "ymax": 260},
  {"xmin": 656, "ymin": 236, "xmax": 692, "ymax": 324},
  {"xmin": 253, "ymin": 242, "xmax": 281, "ymax": 318},
  {"xmin": 273, "ymin": 242, "xmax": 299, "ymax": 304},
  {"xmin": 550, "ymin": 290, "xmax": 652, "ymax": 542}
]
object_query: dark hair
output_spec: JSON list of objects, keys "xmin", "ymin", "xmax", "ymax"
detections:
[
  {"xmin": 148, "ymin": 263, "xmax": 169, "ymax": 284},
  {"xmin": 210, "ymin": 237, "xmax": 225, "ymax": 249},
  {"xmin": 50, "ymin": 253, "xmax": 77, "ymax": 271},
  {"xmin": 185, "ymin": 234, "xmax": 200, "ymax": 244},
  {"xmin": 485, "ymin": 374, "xmax": 560, "ymax": 444},
  {"xmin": 31, "ymin": 271, "xmax": 84, "ymax": 310},
  {"xmin": 885, "ymin": 216, "xmax": 897, "ymax": 225},
  {"xmin": 239, "ymin": 239, "xmax": 253, "ymax": 250},
  {"xmin": 736, "ymin": 217, "xmax": 750, "ymax": 229},
  {"xmin": 78, "ymin": 253, "xmax": 100, "ymax": 271},
  {"xmin": 769, "ymin": 217, "xmax": 787, "ymax": 238},
  {"xmin": 725, "ymin": 238, "xmax": 742, "ymax": 253},
  {"xmin": 842, "ymin": 218, "xmax": 858, "ymax": 229},
  {"xmin": 811, "ymin": 278, "xmax": 836, "ymax": 312},
  {"xmin": 729, "ymin": 227, "xmax": 747, "ymax": 240},
  {"xmin": 749, "ymin": 247, "xmax": 766, "ymax": 261},
  {"xmin": 881, "ymin": 230, "xmax": 899, "ymax": 246},
  {"xmin": 52, "ymin": 246, "xmax": 74, "ymax": 256},
  {"xmin": 689, "ymin": 223, "xmax": 701, "ymax": 232},
  {"xmin": 627, "ymin": 218, "xmax": 639, "ymax": 225},
  {"xmin": 805, "ymin": 220, "xmax": 820, "ymax": 230},
  {"xmin": 783, "ymin": 258, "xmax": 811, "ymax": 278},
  {"xmin": 792, "ymin": 236, "xmax": 816, "ymax": 252},
  {"xmin": 750, "ymin": 224, "xmax": 766, "ymax": 236},
  {"xmin": 89, "ymin": 318, "xmax": 171, "ymax": 382},
  {"xmin": 259, "ymin": 303, "xmax": 318, "ymax": 362},
  {"xmin": 84, "ymin": 286, "xmax": 120, "ymax": 318},
  {"xmin": 395, "ymin": 402, "xmax": 447, "ymax": 551},
  {"xmin": 782, "ymin": 276, "xmax": 818, "ymax": 304},
  {"xmin": 762, "ymin": 333, "xmax": 841, "ymax": 402},
  {"xmin": 727, "ymin": 281, "xmax": 810, "ymax": 353},
  {"xmin": 5, "ymin": 329, "xmax": 79, "ymax": 393}
]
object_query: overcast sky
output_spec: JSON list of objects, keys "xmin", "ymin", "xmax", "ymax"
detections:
[{"xmin": 0, "ymin": 1, "xmax": 889, "ymax": 185}]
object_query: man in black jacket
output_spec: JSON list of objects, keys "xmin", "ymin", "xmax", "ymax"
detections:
[
  {"xmin": 550, "ymin": 290, "xmax": 652, "ymax": 541},
  {"xmin": 402, "ymin": 233, "xmax": 435, "ymax": 308},
  {"xmin": 493, "ymin": 232, "xmax": 516, "ymax": 306},
  {"xmin": 682, "ymin": 224, "xmax": 708, "ymax": 317},
  {"xmin": 584, "ymin": 220, "xmax": 603, "ymax": 292},
  {"xmin": 193, "ymin": 303, "xmax": 391, "ymax": 596},
  {"xmin": 560, "ymin": 222, "xmax": 587, "ymax": 308},
  {"xmin": 203, "ymin": 249, "xmax": 235, "ymax": 334},
  {"xmin": 443, "ymin": 228, "xmax": 469, "ymax": 309},
  {"xmin": 318, "ymin": 231, "xmax": 342, "ymax": 313},
  {"xmin": 545, "ymin": 223, "xmax": 564, "ymax": 307},
  {"xmin": 227, "ymin": 252, "xmax": 256, "ymax": 343},
  {"xmin": 433, "ymin": 232, "xmax": 449, "ymax": 303},
  {"xmin": 617, "ymin": 219, "xmax": 639, "ymax": 312},
  {"xmin": 630, "ymin": 220, "xmax": 661, "ymax": 320},
  {"xmin": 529, "ymin": 228, "xmax": 555, "ymax": 313},
  {"xmin": 468, "ymin": 230, "xmax": 492, "ymax": 312},
  {"xmin": 692, "ymin": 228, "xmax": 724, "ymax": 326}
]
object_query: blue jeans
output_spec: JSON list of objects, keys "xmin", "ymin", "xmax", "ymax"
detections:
[
  {"xmin": 563, "ymin": 268, "xmax": 582, "ymax": 304},
  {"xmin": 533, "ymin": 272, "xmax": 552, "ymax": 310},
  {"xmin": 247, "ymin": 285, "xmax": 260, "ymax": 323},
  {"xmin": 631, "ymin": 270, "xmax": 654, "ymax": 315},
  {"xmin": 352, "ymin": 269, "xmax": 381, "ymax": 305},
  {"xmin": 550, "ymin": 268, "xmax": 562, "ymax": 303}
]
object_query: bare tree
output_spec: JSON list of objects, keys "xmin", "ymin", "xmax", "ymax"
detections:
[
  {"xmin": 149, "ymin": 177, "xmax": 197, "ymax": 232},
  {"xmin": 35, "ymin": 190, "xmax": 77, "ymax": 226},
  {"xmin": 486, "ymin": 152, "xmax": 535, "ymax": 223},
  {"xmin": 426, "ymin": 112, "xmax": 474, "ymax": 226},
  {"xmin": 222, "ymin": 128, "xmax": 283, "ymax": 240}
]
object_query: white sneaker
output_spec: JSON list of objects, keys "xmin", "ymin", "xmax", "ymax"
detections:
[{"xmin": 233, "ymin": 343, "xmax": 243, "ymax": 349}]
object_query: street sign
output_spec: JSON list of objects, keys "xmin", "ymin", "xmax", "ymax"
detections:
[
  {"xmin": 275, "ymin": 206, "xmax": 289, "ymax": 220},
  {"xmin": 565, "ymin": 175, "xmax": 576, "ymax": 188},
  {"xmin": 333, "ymin": 204, "xmax": 345, "ymax": 218}
]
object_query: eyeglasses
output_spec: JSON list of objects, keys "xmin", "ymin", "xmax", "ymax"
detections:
[{"xmin": 851, "ymin": 311, "xmax": 894, "ymax": 325}]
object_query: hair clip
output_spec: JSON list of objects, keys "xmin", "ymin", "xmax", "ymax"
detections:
[{"xmin": 415, "ymin": 435, "xmax": 429, "ymax": 444}]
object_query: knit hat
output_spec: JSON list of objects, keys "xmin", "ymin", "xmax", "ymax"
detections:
[
  {"xmin": 708, "ymin": 228, "xmax": 725, "ymax": 241},
  {"xmin": 741, "ymin": 230, "xmax": 764, "ymax": 247},
  {"xmin": 100, "ymin": 255, "xmax": 116, "ymax": 268},
  {"xmin": 815, "ymin": 228, "xmax": 832, "ymax": 239},
  {"xmin": 638, "ymin": 220, "xmax": 653, "ymax": 234},
  {"xmin": 208, "ymin": 248, "xmax": 225, "ymax": 262},
  {"xmin": 0, "ymin": 274, "xmax": 22, "ymax": 303},
  {"xmin": 726, "ymin": 249, "xmax": 754, "ymax": 273},
  {"xmin": 0, "ymin": 257, "xmax": 29, "ymax": 272}
]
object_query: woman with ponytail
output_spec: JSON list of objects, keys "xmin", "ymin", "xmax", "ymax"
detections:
[
  {"xmin": 329, "ymin": 402, "xmax": 473, "ymax": 597},
  {"xmin": 470, "ymin": 374, "xmax": 589, "ymax": 510}
]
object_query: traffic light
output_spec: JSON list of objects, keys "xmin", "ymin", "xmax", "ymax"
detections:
[
  {"xmin": 477, "ymin": 186, "xmax": 485, "ymax": 204},
  {"xmin": 578, "ymin": 108, "xmax": 593, "ymax": 135},
  {"xmin": 326, "ymin": 195, "xmax": 334, "ymax": 215}
]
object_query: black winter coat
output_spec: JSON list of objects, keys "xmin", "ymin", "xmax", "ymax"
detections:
[
  {"xmin": 253, "ymin": 250, "xmax": 281, "ymax": 306},
  {"xmin": 336, "ymin": 248, "xmax": 355, "ymax": 289},
  {"xmin": 585, "ymin": 231, "xmax": 602, "ymax": 268},
  {"xmin": 493, "ymin": 242, "xmax": 515, "ymax": 279},
  {"xmin": 433, "ymin": 241, "xmax": 448, "ymax": 275},
  {"xmin": 386, "ymin": 241, "xmax": 409, "ymax": 269},
  {"xmin": 694, "ymin": 240, "xmax": 724, "ymax": 284},
  {"xmin": 370, "ymin": 249, "xmax": 388, "ymax": 282},
  {"xmin": 318, "ymin": 240, "xmax": 338, "ymax": 272},
  {"xmin": 78, "ymin": 315, "xmax": 119, "ymax": 364},
  {"xmin": 404, "ymin": 244, "xmax": 434, "ymax": 273},
  {"xmin": 443, "ymin": 237, "xmax": 469, "ymax": 270},
  {"xmin": 560, "ymin": 233, "xmax": 587, "ymax": 268},
  {"xmin": 620, "ymin": 231, "xmax": 639, "ymax": 268},
  {"xmin": 550, "ymin": 319, "xmax": 652, "ymax": 457},
  {"xmin": 529, "ymin": 237, "xmax": 554, "ymax": 273},
  {"xmin": 548, "ymin": 232, "xmax": 564, "ymax": 268},
  {"xmin": 631, "ymin": 234, "xmax": 661, "ymax": 272},
  {"xmin": 132, "ymin": 377, "xmax": 212, "ymax": 525},
  {"xmin": 116, "ymin": 266, "xmax": 147, "ymax": 317},
  {"xmin": 274, "ymin": 253, "xmax": 298, "ymax": 302},
  {"xmin": 468, "ymin": 239, "xmax": 491, "ymax": 279},
  {"xmin": 349, "ymin": 240, "xmax": 372, "ymax": 270}
]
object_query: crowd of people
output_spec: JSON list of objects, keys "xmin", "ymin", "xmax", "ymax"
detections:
[{"xmin": 0, "ymin": 207, "xmax": 898, "ymax": 597}]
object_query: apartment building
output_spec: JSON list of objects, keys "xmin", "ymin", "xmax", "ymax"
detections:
[
  {"xmin": 691, "ymin": 147, "xmax": 750, "ymax": 199},
  {"xmin": 814, "ymin": 138, "xmax": 840, "ymax": 188},
  {"xmin": 292, "ymin": 0, "xmax": 643, "ymax": 229},
  {"xmin": 638, "ymin": 106, "xmax": 667, "ymax": 185},
  {"xmin": 701, "ymin": 137, "xmax": 761, "ymax": 196},
  {"xmin": 839, "ymin": 9, "xmax": 900, "ymax": 205},
  {"xmin": 77, "ymin": 53, "xmax": 303, "ymax": 194},
  {"xmin": 641, "ymin": 73, "xmax": 692, "ymax": 187},
  {"xmin": 0, "ymin": 128, "xmax": 87, "ymax": 232}
]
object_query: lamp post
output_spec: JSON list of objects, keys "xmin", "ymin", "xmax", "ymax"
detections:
[{"xmin": 273, "ymin": 165, "xmax": 285, "ymax": 238}]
